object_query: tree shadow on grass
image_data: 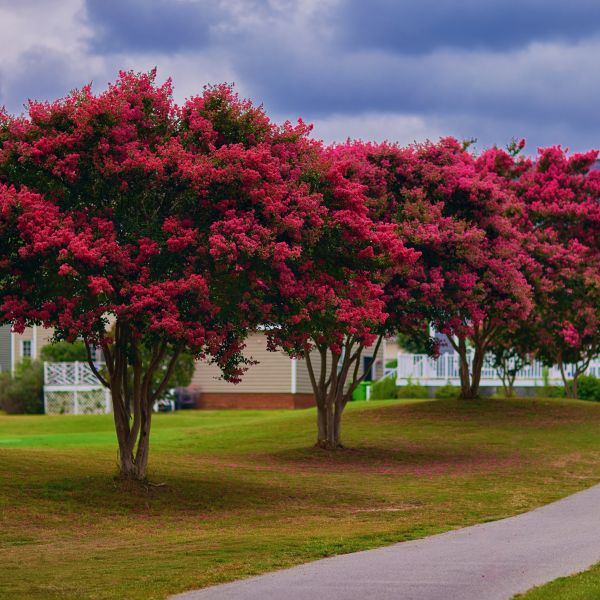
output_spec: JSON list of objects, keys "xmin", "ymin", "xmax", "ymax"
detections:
[
  {"xmin": 18, "ymin": 461, "xmax": 371, "ymax": 517},
  {"xmin": 259, "ymin": 441, "xmax": 523, "ymax": 477},
  {"xmin": 14, "ymin": 440, "xmax": 515, "ymax": 516}
]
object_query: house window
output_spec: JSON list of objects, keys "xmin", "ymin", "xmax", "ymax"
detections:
[{"xmin": 22, "ymin": 340, "xmax": 32, "ymax": 358}]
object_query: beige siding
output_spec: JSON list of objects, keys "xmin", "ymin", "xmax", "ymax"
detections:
[
  {"xmin": 36, "ymin": 327, "xmax": 54, "ymax": 357},
  {"xmin": 0, "ymin": 325, "xmax": 10, "ymax": 373},
  {"xmin": 384, "ymin": 338, "xmax": 401, "ymax": 363},
  {"xmin": 192, "ymin": 332, "xmax": 293, "ymax": 393},
  {"xmin": 9, "ymin": 326, "xmax": 55, "ymax": 369},
  {"xmin": 296, "ymin": 350, "xmax": 321, "ymax": 394}
]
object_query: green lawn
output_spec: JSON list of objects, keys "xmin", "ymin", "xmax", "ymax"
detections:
[
  {"xmin": 515, "ymin": 562, "xmax": 600, "ymax": 599},
  {"xmin": 2, "ymin": 397, "xmax": 600, "ymax": 599}
]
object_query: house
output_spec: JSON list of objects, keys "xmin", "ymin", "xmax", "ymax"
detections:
[
  {"xmin": 190, "ymin": 332, "xmax": 385, "ymax": 409},
  {"xmin": 0, "ymin": 324, "xmax": 54, "ymax": 373},
  {"xmin": 0, "ymin": 324, "xmax": 386, "ymax": 410}
]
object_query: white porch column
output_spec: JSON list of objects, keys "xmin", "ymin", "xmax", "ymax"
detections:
[
  {"xmin": 10, "ymin": 330, "xmax": 15, "ymax": 374},
  {"xmin": 31, "ymin": 325, "xmax": 37, "ymax": 359},
  {"xmin": 291, "ymin": 358, "xmax": 297, "ymax": 394}
]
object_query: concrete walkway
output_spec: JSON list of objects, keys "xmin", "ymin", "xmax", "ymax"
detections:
[{"xmin": 171, "ymin": 483, "xmax": 600, "ymax": 600}]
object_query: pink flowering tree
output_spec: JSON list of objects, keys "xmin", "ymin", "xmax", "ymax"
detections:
[
  {"xmin": 509, "ymin": 147, "xmax": 600, "ymax": 397},
  {"xmin": 370, "ymin": 138, "xmax": 535, "ymax": 399},
  {"xmin": 0, "ymin": 71, "xmax": 321, "ymax": 479},
  {"xmin": 265, "ymin": 142, "xmax": 421, "ymax": 449}
]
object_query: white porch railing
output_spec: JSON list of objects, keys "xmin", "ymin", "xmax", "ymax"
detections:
[
  {"xmin": 44, "ymin": 362, "xmax": 111, "ymax": 415},
  {"xmin": 390, "ymin": 353, "xmax": 600, "ymax": 387}
]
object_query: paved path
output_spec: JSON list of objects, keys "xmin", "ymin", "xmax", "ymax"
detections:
[{"xmin": 171, "ymin": 483, "xmax": 600, "ymax": 600}]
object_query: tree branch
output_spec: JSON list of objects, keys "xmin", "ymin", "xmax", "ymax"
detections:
[
  {"xmin": 447, "ymin": 335, "xmax": 460, "ymax": 353},
  {"xmin": 101, "ymin": 340, "xmax": 114, "ymax": 376},
  {"xmin": 127, "ymin": 341, "xmax": 143, "ymax": 450},
  {"xmin": 151, "ymin": 345, "xmax": 183, "ymax": 403},
  {"xmin": 305, "ymin": 349, "xmax": 319, "ymax": 398},
  {"xmin": 349, "ymin": 334, "xmax": 384, "ymax": 395},
  {"xmin": 84, "ymin": 340, "xmax": 109, "ymax": 388},
  {"xmin": 141, "ymin": 339, "xmax": 168, "ymax": 402}
]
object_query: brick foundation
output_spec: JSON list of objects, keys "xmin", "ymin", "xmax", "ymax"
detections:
[{"xmin": 195, "ymin": 392, "xmax": 315, "ymax": 410}]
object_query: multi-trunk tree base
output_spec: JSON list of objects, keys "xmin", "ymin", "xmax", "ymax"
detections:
[
  {"xmin": 307, "ymin": 336, "xmax": 384, "ymax": 452},
  {"xmin": 85, "ymin": 327, "xmax": 182, "ymax": 482}
]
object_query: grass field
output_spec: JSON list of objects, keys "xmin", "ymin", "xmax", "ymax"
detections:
[
  {"xmin": 516, "ymin": 562, "xmax": 600, "ymax": 599},
  {"xmin": 2, "ymin": 397, "xmax": 600, "ymax": 599}
]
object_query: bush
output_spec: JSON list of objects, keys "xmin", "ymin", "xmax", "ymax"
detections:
[
  {"xmin": 40, "ymin": 340, "xmax": 88, "ymax": 362},
  {"xmin": 0, "ymin": 372, "xmax": 11, "ymax": 408},
  {"xmin": 577, "ymin": 375, "xmax": 600, "ymax": 401},
  {"xmin": 370, "ymin": 376, "xmax": 397, "ymax": 400},
  {"xmin": 385, "ymin": 359, "xmax": 397, "ymax": 368},
  {"xmin": 435, "ymin": 384, "xmax": 460, "ymax": 400},
  {"xmin": 397, "ymin": 378, "xmax": 429, "ymax": 399},
  {"xmin": 534, "ymin": 385, "xmax": 565, "ymax": 399},
  {"xmin": 534, "ymin": 366, "xmax": 566, "ymax": 399},
  {"xmin": 0, "ymin": 359, "xmax": 44, "ymax": 414}
]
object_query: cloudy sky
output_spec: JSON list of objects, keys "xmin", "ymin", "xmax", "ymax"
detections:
[{"xmin": 1, "ymin": 0, "xmax": 599, "ymax": 152}]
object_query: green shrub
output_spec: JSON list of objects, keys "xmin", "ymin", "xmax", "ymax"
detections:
[
  {"xmin": 40, "ymin": 340, "xmax": 88, "ymax": 362},
  {"xmin": 0, "ymin": 372, "xmax": 11, "ymax": 409},
  {"xmin": 534, "ymin": 385, "xmax": 565, "ymax": 399},
  {"xmin": 370, "ymin": 376, "xmax": 397, "ymax": 400},
  {"xmin": 385, "ymin": 359, "xmax": 397, "ymax": 368},
  {"xmin": 577, "ymin": 375, "xmax": 600, "ymax": 401},
  {"xmin": 397, "ymin": 378, "xmax": 429, "ymax": 399},
  {"xmin": 435, "ymin": 384, "xmax": 460, "ymax": 400},
  {"xmin": 0, "ymin": 359, "xmax": 44, "ymax": 414},
  {"xmin": 534, "ymin": 367, "xmax": 566, "ymax": 398}
]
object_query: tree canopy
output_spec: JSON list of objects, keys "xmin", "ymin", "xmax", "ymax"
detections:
[{"xmin": 0, "ymin": 71, "xmax": 322, "ymax": 478}]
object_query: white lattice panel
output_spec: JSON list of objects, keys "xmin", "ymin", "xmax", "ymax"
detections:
[
  {"xmin": 44, "ymin": 362, "xmax": 111, "ymax": 414},
  {"xmin": 80, "ymin": 365, "xmax": 102, "ymax": 385},
  {"xmin": 46, "ymin": 362, "xmax": 75, "ymax": 385},
  {"xmin": 76, "ymin": 389, "xmax": 108, "ymax": 414},
  {"xmin": 45, "ymin": 362, "xmax": 103, "ymax": 386},
  {"xmin": 45, "ymin": 391, "xmax": 76, "ymax": 415},
  {"xmin": 44, "ymin": 389, "xmax": 110, "ymax": 415}
]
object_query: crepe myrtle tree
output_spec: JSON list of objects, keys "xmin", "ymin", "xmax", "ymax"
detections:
[
  {"xmin": 0, "ymin": 71, "xmax": 322, "ymax": 479},
  {"xmin": 495, "ymin": 145, "xmax": 600, "ymax": 398},
  {"xmin": 364, "ymin": 138, "xmax": 536, "ymax": 400},
  {"xmin": 265, "ymin": 142, "xmax": 421, "ymax": 449},
  {"xmin": 513, "ymin": 239, "xmax": 600, "ymax": 399}
]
